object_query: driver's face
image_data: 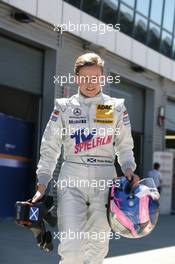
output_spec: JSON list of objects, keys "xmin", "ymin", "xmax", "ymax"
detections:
[{"xmin": 76, "ymin": 64, "xmax": 103, "ymax": 97}]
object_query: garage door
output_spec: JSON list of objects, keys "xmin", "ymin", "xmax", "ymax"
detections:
[
  {"xmin": 109, "ymin": 79, "xmax": 144, "ymax": 133},
  {"xmin": 109, "ymin": 79, "xmax": 145, "ymax": 176},
  {"xmin": 0, "ymin": 36, "xmax": 43, "ymax": 94}
]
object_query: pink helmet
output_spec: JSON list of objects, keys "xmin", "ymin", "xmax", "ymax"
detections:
[{"xmin": 107, "ymin": 177, "xmax": 160, "ymax": 238}]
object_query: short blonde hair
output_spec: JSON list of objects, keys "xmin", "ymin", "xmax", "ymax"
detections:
[{"xmin": 74, "ymin": 53, "xmax": 104, "ymax": 75}]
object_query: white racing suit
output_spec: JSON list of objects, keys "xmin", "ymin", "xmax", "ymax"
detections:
[{"xmin": 36, "ymin": 89, "xmax": 136, "ymax": 264}]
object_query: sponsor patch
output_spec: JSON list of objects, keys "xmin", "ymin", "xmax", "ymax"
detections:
[
  {"xmin": 87, "ymin": 158, "xmax": 97, "ymax": 163},
  {"xmin": 73, "ymin": 135, "xmax": 113, "ymax": 154},
  {"xmin": 73, "ymin": 107, "xmax": 82, "ymax": 116},
  {"xmin": 96, "ymin": 104, "xmax": 113, "ymax": 118},
  {"xmin": 70, "ymin": 128, "xmax": 112, "ymax": 154},
  {"xmin": 123, "ymin": 111, "xmax": 130, "ymax": 126},
  {"xmin": 69, "ymin": 115, "xmax": 86, "ymax": 119},
  {"xmin": 86, "ymin": 158, "xmax": 113, "ymax": 164},
  {"xmin": 69, "ymin": 119, "xmax": 87, "ymax": 124},
  {"xmin": 51, "ymin": 110, "xmax": 59, "ymax": 122},
  {"xmin": 94, "ymin": 119, "xmax": 113, "ymax": 124}
]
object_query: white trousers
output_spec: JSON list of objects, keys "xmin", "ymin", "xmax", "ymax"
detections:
[{"xmin": 57, "ymin": 161, "xmax": 115, "ymax": 264}]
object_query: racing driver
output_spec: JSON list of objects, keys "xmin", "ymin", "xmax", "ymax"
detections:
[{"xmin": 32, "ymin": 53, "xmax": 139, "ymax": 264}]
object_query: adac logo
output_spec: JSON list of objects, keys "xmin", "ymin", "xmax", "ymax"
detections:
[
  {"xmin": 97, "ymin": 105, "xmax": 112, "ymax": 110},
  {"xmin": 96, "ymin": 104, "xmax": 113, "ymax": 119},
  {"xmin": 73, "ymin": 107, "xmax": 82, "ymax": 116}
]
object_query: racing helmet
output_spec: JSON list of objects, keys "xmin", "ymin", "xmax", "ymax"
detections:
[{"xmin": 107, "ymin": 176, "xmax": 160, "ymax": 239}]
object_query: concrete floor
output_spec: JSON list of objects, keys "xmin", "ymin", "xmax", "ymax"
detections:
[{"xmin": 0, "ymin": 215, "xmax": 175, "ymax": 264}]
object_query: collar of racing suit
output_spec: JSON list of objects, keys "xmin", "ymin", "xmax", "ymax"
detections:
[{"xmin": 77, "ymin": 87, "xmax": 104, "ymax": 104}]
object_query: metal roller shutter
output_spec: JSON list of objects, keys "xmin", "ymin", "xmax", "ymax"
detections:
[{"xmin": 0, "ymin": 36, "xmax": 43, "ymax": 95}]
